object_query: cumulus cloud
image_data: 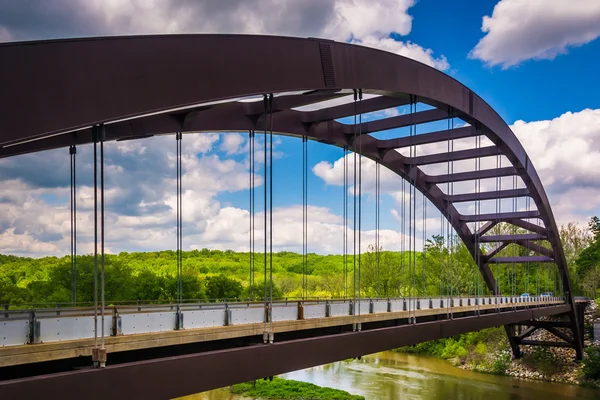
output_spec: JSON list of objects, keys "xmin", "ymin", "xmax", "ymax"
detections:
[
  {"xmin": 353, "ymin": 35, "xmax": 449, "ymax": 70},
  {"xmin": 0, "ymin": 0, "xmax": 411, "ymax": 42},
  {"xmin": 220, "ymin": 133, "xmax": 246, "ymax": 155},
  {"xmin": 0, "ymin": 0, "xmax": 455, "ymax": 256},
  {"xmin": 511, "ymin": 108, "xmax": 600, "ymax": 224},
  {"xmin": 469, "ymin": 0, "xmax": 600, "ymax": 68},
  {"xmin": 314, "ymin": 109, "xmax": 600, "ymax": 229},
  {"xmin": 0, "ymin": 0, "xmax": 449, "ymax": 70}
]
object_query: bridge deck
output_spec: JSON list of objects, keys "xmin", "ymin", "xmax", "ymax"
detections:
[{"xmin": 0, "ymin": 296, "xmax": 564, "ymax": 368}]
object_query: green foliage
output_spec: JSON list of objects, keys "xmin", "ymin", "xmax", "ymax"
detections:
[
  {"xmin": 241, "ymin": 282, "xmax": 284, "ymax": 300},
  {"xmin": 576, "ymin": 217, "xmax": 600, "ymax": 285},
  {"xmin": 398, "ymin": 327, "xmax": 508, "ymax": 369},
  {"xmin": 231, "ymin": 378, "xmax": 364, "ymax": 400},
  {"xmin": 204, "ymin": 275, "xmax": 243, "ymax": 300},
  {"xmin": 0, "ymin": 221, "xmax": 592, "ymax": 306},
  {"xmin": 491, "ymin": 352, "xmax": 511, "ymax": 374},
  {"xmin": 582, "ymin": 347, "xmax": 600, "ymax": 380}
]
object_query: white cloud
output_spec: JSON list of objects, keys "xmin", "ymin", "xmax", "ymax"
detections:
[
  {"xmin": 0, "ymin": 0, "xmax": 413, "ymax": 42},
  {"xmin": 353, "ymin": 35, "xmax": 450, "ymax": 71},
  {"xmin": 511, "ymin": 108, "xmax": 600, "ymax": 225},
  {"xmin": 469, "ymin": 0, "xmax": 600, "ymax": 68},
  {"xmin": 314, "ymin": 108, "xmax": 600, "ymax": 230},
  {"xmin": 325, "ymin": 0, "xmax": 415, "ymax": 40},
  {"xmin": 220, "ymin": 133, "xmax": 246, "ymax": 155},
  {"xmin": 197, "ymin": 204, "xmax": 410, "ymax": 254},
  {"xmin": 0, "ymin": 1, "xmax": 449, "ymax": 69}
]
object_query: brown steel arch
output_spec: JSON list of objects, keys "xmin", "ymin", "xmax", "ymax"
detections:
[{"xmin": 0, "ymin": 34, "xmax": 582, "ymax": 358}]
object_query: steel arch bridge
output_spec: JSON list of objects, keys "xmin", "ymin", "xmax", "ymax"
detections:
[{"xmin": 0, "ymin": 35, "xmax": 585, "ymax": 397}]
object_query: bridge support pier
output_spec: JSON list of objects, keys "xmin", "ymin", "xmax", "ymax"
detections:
[{"xmin": 505, "ymin": 325, "xmax": 522, "ymax": 359}]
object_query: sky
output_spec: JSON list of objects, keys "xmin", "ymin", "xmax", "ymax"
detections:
[{"xmin": 0, "ymin": 0, "xmax": 599, "ymax": 257}]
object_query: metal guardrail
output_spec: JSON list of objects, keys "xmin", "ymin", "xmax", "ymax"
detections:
[{"xmin": 0, "ymin": 296, "xmax": 565, "ymax": 347}]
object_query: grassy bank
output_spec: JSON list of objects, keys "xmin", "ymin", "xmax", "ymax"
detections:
[
  {"xmin": 396, "ymin": 327, "xmax": 511, "ymax": 374},
  {"xmin": 231, "ymin": 378, "xmax": 364, "ymax": 400},
  {"xmin": 397, "ymin": 324, "xmax": 600, "ymax": 387}
]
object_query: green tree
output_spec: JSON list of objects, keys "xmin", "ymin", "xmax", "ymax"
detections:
[
  {"xmin": 205, "ymin": 275, "xmax": 243, "ymax": 300},
  {"xmin": 576, "ymin": 217, "xmax": 600, "ymax": 283},
  {"xmin": 242, "ymin": 282, "xmax": 284, "ymax": 301}
]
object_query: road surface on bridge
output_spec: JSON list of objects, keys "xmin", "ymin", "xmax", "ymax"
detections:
[{"xmin": 1, "ymin": 296, "xmax": 564, "ymax": 368}]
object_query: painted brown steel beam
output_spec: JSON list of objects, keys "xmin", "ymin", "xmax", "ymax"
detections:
[
  {"xmin": 425, "ymin": 167, "xmax": 517, "ymax": 184},
  {"xmin": 516, "ymin": 326, "xmax": 538, "ymax": 341},
  {"xmin": 485, "ymin": 242, "xmax": 509, "ymax": 260},
  {"xmin": 478, "ymin": 234, "xmax": 546, "ymax": 243},
  {"xmin": 443, "ymin": 188, "xmax": 530, "ymax": 203},
  {"xmin": 243, "ymin": 92, "xmax": 346, "ymax": 115},
  {"xmin": 508, "ymin": 219, "xmax": 547, "ymax": 236},
  {"xmin": 376, "ymin": 126, "xmax": 476, "ymax": 150},
  {"xmin": 488, "ymin": 256, "xmax": 554, "ymax": 263},
  {"xmin": 484, "ymin": 240, "xmax": 553, "ymax": 260},
  {"xmin": 475, "ymin": 221, "xmax": 497, "ymax": 236},
  {"xmin": 0, "ymin": 306, "xmax": 571, "ymax": 400},
  {"xmin": 408, "ymin": 145, "xmax": 500, "ymax": 166},
  {"xmin": 343, "ymin": 108, "xmax": 449, "ymax": 135},
  {"xmin": 302, "ymin": 96, "xmax": 409, "ymax": 123},
  {"xmin": 460, "ymin": 210, "xmax": 540, "ymax": 223},
  {"xmin": 517, "ymin": 240, "xmax": 554, "ymax": 258},
  {"xmin": 545, "ymin": 326, "xmax": 575, "ymax": 345}
]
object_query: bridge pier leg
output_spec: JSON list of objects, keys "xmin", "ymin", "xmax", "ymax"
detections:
[
  {"xmin": 573, "ymin": 303, "xmax": 586, "ymax": 360},
  {"xmin": 505, "ymin": 325, "xmax": 522, "ymax": 359}
]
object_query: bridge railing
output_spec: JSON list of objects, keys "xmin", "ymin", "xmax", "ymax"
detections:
[{"xmin": 0, "ymin": 296, "xmax": 565, "ymax": 348}]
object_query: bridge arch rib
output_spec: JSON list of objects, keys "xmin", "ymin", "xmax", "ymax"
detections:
[{"xmin": 0, "ymin": 34, "xmax": 582, "ymax": 357}]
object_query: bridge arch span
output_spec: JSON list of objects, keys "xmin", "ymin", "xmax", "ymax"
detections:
[{"xmin": 0, "ymin": 34, "xmax": 582, "ymax": 357}]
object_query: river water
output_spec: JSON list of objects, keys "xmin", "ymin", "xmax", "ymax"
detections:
[{"xmin": 191, "ymin": 351, "xmax": 600, "ymax": 399}]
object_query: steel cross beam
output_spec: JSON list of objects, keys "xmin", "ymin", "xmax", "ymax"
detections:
[{"xmin": 0, "ymin": 34, "xmax": 582, "ymax": 359}]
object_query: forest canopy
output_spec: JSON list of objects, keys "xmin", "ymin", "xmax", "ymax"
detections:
[{"xmin": 3, "ymin": 216, "xmax": 593, "ymax": 308}]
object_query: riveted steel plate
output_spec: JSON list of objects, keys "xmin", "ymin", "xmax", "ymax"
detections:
[
  {"xmin": 38, "ymin": 315, "xmax": 111, "ymax": 343},
  {"xmin": 303, "ymin": 304, "xmax": 327, "ymax": 319},
  {"xmin": 120, "ymin": 312, "xmax": 176, "ymax": 335},
  {"xmin": 271, "ymin": 305, "xmax": 297, "ymax": 322},
  {"xmin": 389, "ymin": 300, "xmax": 404, "ymax": 312},
  {"xmin": 231, "ymin": 306, "xmax": 264, "ymax": 325},
  {"xmin": 0, "ymin": 319, "xmax": 29, "ymax": 346},
  {"xmin": 183, "ymin": 309, "xmax": 227, "ymax": 328},
  {"xmin": 328, "ymin": 303, "xmax": 349, "ymax": 317},
  {"xmin": 371, "ymin": 301, "xmax": 388, "ymax": 314}
]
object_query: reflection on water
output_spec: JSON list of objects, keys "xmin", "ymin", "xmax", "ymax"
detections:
[{"xmin": 191, "ymin": 351, "xmax": 600, "ymax": 400}]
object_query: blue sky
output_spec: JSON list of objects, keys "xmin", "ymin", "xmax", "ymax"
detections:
[{"xmin": 0, "ymin": 0, "xmax": 599, "ymax": 256}]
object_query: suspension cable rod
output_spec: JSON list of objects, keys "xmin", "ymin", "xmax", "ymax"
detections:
[
  {"xmin": 262, "ymin": 95, "xmax": 268, "ymax": 339},
  {"xmin": 344, "ymin": 145, "xmax": 348, "ymax": 299},
  {"xmin": 376, "ymin": 160, "xmax": 380, "ymax": 297},
  {"xmin": 357, "ymin": 89, "xmax": 363, "ymax": 331},
  {"xmin": 269, "ymin": 93, "xmax": 274, "ymax": 338},
  {"xmin": 100, "ymin": 128, "xmax": 106, "ymax": 351},
  {"xmin": 69, "ymin": 145, "xmax": 77, "ymax": 305},
  {"xmin": 352, "ymin": 89, "xmax": 357, "ymax": 330},
  {"xmin": 180, "ymin": 134, "xmax": 183, "ymax": 303},
  {"xmin": 93, "ymin": 127, "xmax": 99, "ymax": 352},
  {"xmin": 249, "ymin": 130, "xmax": 255, "ymax": 300}
]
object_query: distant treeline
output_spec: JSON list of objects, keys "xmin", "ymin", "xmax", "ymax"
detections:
[{"xmin": 2, "ymin": 224, "xmax": 581, "ymax": 307}]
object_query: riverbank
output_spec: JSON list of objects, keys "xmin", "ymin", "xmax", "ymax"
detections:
[{"xmin": 398, "ymin": 301, "xmax": 600, "ymax": 388}]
